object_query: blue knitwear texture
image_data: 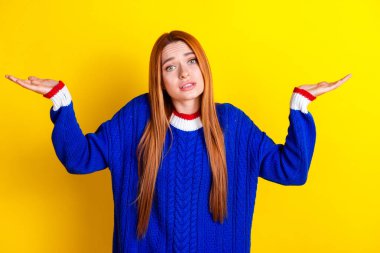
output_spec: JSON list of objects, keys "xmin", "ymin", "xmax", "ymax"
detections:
[{"xmin": 49, "ymin": 93, "xmax": 316, "ymax": 253}]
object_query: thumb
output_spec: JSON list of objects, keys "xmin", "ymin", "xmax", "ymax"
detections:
[{"xmin": 28, "ymin": 76, "xmax": 40, "ymax": 81}]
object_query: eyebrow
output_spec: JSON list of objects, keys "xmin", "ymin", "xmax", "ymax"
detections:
[{"xmin": 162, "ymin": 52, "xmax": 195, "ymax": 66}]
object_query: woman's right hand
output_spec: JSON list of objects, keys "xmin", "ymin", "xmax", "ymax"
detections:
[{"xmin": 4, "ymin": 75, "xmax": 59, "ymax": 95}]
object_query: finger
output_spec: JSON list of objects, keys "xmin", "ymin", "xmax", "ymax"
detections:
[
  {"xmin": 335, "ymin": 73, "xmax": 352, "ymax": 84},
  {"xmin": 339, "ymin": 73, "xmax": 352, "ymax": 84},
  {"xmin": 326, "ymin": 82, "xmax": 343, "ymax": 91},
  {"xmin": 338, "ymin": 74, "xmax": 352, "ymax": 82},
  {"xmin": 329, "ymin": 74, "xmax": 351, "ymax": 88},
  {"xmin": 317, "ymin": 81, "xmax": 329, "ymax": 88},
  {"xmin": 317, "ymin": 80, "xmax": 340, "ymax": 93},
  {"xmin": 6, "ymin": 75, "xmax": 27, "ymax": 84},
  {"xmin": 28, "ymin": 76, "xmax": 40, "ymax": 81},
  {"xmin": 28, "ymin": 76, "xmax": 45, "ymax": 85},
  {"xmin": 318, "ymin": 85, "xmax": 335, "ymax": 95},
  {"xmin": 341, "ymin": 73, "xmax": 352, "ymax": 81},
  {"xmin": 5, "ymin": 75, "xmax": 37, "ymax": 91},
  {"xmin": 7, "ymin": 75, "xmax": 28, "ymax": 84}
]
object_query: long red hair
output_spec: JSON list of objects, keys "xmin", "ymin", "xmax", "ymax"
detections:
[{"xmin": 135, "ymin": 30, "xmax": 228, "ymax": 239}]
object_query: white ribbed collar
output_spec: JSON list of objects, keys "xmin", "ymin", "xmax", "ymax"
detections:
[{"xmin": 169, "ymin": 113, "xmax": 203, "ymax": 132}]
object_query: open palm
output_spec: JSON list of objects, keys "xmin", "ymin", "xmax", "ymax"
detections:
[
  {"xmin": 298, "ymin": 73, "xmax": 352, "ymax": 97},
  {"xmin": 4, "ymin": 75, "xmax": 58, "ymax": 95}
]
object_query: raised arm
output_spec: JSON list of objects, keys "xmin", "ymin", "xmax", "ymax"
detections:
[
  {"xmin": 254, "ymin": 90, "xmax": 316, "ymax": 185},
  {"xmin": 4, "ymin": 75, "xmax": 112, "ymax": 174},
  {"xmin": 251, "ymin": 74, "xmax": 352, "ymax": 185}
]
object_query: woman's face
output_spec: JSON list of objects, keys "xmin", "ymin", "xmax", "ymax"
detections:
[{"xmin": 161, "ymin": 41, "xmax": 205, "ymax": 108}]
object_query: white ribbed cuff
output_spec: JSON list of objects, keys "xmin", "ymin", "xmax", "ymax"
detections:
[
  {"xmin": 290, "ymin": 92, "xmax": 312, "ymax": 114},
  {"xmin": 50, "ymin": 85, "xmax": 72, "ymax": 111}
]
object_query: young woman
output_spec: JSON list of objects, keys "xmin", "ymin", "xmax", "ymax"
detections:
[{"xmin": 5, "ymin": 30, "xmax": 351, "ymax": 253}]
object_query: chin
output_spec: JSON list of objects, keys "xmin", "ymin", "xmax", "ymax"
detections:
[
  {"xmin": 184, "ymin": 91, "xmax": 203, "ymax": 99},
  {"xmin": 167, "ymin": 88, "xmax": 204, "ymax": 102}
]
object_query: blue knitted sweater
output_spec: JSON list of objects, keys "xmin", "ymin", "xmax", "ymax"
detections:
[{"xmin": 49, "ymin": 92, "xmax": 316, "ymax": 253}]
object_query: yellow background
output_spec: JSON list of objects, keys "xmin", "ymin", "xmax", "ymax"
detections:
[{"xmin": 1, "ymin": 0, "xmax": 379, "ymax": 252}]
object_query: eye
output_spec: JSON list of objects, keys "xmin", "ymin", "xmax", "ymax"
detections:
[
  {"xmin": 165, "ymin": 58, "xmax": 198, "ymax": 72},
  {"xmin": 165, "ymin": 65, "xmax": 175, "ymax": 72}
]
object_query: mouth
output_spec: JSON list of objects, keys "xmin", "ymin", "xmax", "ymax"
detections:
[{"xmin": 180, "ymin": 82, "xmax": 196, "ymax": 90}]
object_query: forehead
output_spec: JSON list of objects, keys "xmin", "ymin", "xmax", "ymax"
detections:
[{"xmin": 161, "ymin": 41, "xmax": 193, "ymax": 59}]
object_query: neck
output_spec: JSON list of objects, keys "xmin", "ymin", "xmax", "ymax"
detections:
[{"xmin": 171, "ymin": 98, "xmax": 200, "ymax": 114}]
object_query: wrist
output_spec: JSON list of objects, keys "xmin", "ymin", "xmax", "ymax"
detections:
[
  {"xmin": 290, "ymin": 87, "xmax": 316, "ymax": 114},
  {"xmin": 43, "ymin": 80, "xmax": 72, "ymax": 111}
]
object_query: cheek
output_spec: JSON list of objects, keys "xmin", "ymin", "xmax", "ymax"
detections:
[
  {"xmin": 161, "ymin": 72, "xmax": 169, "ymax": 84},
  {"xmin": 162, "ymin": 75, "xmax": 172, "ymax": 86},
  {"xmin": 193, "ymin": 66, "xmax": 203, "ymax": 78},
  {"xmin": 162, "ymin": 74, "xmax": 176, "ymax": 91},
  {"xmin": 195, "ymin": 69, "xmax": 205, "ymax": 85}
]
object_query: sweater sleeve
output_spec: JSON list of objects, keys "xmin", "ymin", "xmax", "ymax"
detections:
[
  {"xmin": 247, "ymin": 88, "xmax": 317, "ymax": 185},
  {"xmin": 47, "ymin": 81, "xmax": 112, "ymax": 174}
]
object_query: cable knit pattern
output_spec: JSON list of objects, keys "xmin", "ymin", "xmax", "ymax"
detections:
[
  {"xmin": 48, "ymin": 88, "xmax": 316, "ymax": 253},
  {"xmin": 173, "ymin": 129, "xmax": 197, "ymax": 252},
  {"xmin": 189, "ymin": 135, "xmax": 203, "ymax": 253}
]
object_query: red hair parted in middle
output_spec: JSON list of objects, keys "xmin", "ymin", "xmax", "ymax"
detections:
[{"xmin": 135, "ymin": 30, "xmax": 228, "ymax": 239}]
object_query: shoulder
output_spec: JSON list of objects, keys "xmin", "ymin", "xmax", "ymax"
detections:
[
  {"xmin": 215, "ymin": 102, "xmax": 254, "ymax": 130},
  {"xmin": 121, "ymin": 93, "xmax": 149, "ymax": 111},
  {"xmin": 115, "ymin": 93, "xmax": 150, "ymax": 116},
  {"xmin": 216, "ymin": 102, "xmax": 250, "ymax": 121},
  {"xmin": 104, "ymin": 93, "xmax": 150, "ymax": 127}
]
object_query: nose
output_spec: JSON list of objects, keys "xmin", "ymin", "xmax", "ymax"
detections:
[{"xmin": 179, "ymin": 64, "xmax": 190, "ymax": 79}]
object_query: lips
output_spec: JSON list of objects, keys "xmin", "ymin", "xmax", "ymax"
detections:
[{"xmin": 180, "ymin": 82, "xmax": 196, "ymax": 89}]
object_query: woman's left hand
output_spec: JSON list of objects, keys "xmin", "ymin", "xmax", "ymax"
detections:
[{"xmin": 298, "ymin": 73, "xmax": 352, "ymax": 97}]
